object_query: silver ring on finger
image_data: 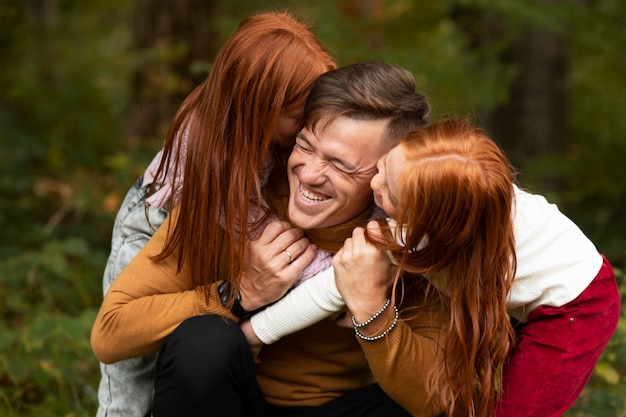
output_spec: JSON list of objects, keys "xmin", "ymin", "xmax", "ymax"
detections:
[{"xmin": 284, "ymin": 249, "xmax": 293, "ymax": 264}]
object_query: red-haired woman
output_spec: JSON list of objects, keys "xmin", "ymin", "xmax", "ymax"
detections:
[
  {"xmin": 96, "ymin": 10, "xmax": 336, "ymax": 417},
  {"xmin": 333, "ymin": 118, "xmax": 619, "ymax": 417}
]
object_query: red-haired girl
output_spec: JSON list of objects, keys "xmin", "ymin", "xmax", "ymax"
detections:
[
  {"xmin": 333, "ymin": 117, "xmax": 619, "ymax": 416},
  {"xmin": 96, "ymin": 10, "xmax": 336, "ymax": 417}
]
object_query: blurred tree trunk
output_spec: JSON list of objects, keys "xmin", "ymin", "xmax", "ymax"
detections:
[
  {"xmin": 484, "ymin": 27, "xmax": 568, "ymax": 188},
  {"xmin": 127, "ymin": 0, "xmax": 220, "ymax": 146},
  {"xmin": 455, "ymin": 1, "xmax": 568, "ymax": 190}
]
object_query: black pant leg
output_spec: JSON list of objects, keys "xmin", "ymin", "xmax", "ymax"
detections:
[
  {"xmin": 267, "ymin": 384, "xmax": 412, "ymax": 417},
  {"xmin": 152, "ymin": 315, "xmax": 266, "ymax": 417}
]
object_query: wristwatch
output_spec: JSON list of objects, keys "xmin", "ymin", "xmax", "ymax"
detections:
[{"xmin": 217, "ymin": 280, "xmax": 253, "ymax": 319}]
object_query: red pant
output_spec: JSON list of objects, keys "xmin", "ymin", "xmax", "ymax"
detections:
[{"xmin": 495, "ymin": 256, "xmax": 620, "ymax": 417}]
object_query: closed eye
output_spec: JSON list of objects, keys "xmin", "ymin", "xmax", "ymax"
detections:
[
  {"xmin": 294, "ymin": 142, "xmax": 312, "ymax": 153},
  {"xmin": 329, "ymin": 162, "xmax": 351, "ymax": 175},
  {"xmin": 295, "ymin": 133, "xmax": 313, "ymax": 153},
  {"xmin": 295, "ymin": 131, "xmax": 363, "ymax": 176}
]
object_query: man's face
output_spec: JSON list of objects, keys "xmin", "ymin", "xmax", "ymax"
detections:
[{"xmin": 287, "ymin": 115, "xmax": 390, "ymax": 229}]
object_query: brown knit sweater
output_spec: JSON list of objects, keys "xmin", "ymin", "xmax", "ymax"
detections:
[{"xmin": 91, "ymin": 201, "xmax": 446, "ymax": 416}]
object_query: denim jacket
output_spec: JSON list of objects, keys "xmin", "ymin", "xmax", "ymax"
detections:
[{"xmin": 97, "ymin": 177, "xmax": 169, "ymax": 417}]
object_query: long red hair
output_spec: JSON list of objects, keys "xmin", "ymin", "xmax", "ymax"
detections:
[
  {"xmin": 152, "ymin": 11, "xmax": 335, "ymax": 299},
  {"xmin": 379, "ymin": 118, "xmax": 516, "ymax": 417}
]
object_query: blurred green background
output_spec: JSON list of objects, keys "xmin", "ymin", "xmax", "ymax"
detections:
[{"xmin": 0, "ymin": 0, "xmax": 624, "ymax": 415}]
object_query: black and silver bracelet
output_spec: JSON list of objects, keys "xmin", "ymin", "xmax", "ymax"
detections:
[
  {"xmin": 351, "ymin": 298, "xmax": 391, "ymax": 329},
  {"xmin": 354, "ymin": 305, "xmax": 399, "ymax": 342}
]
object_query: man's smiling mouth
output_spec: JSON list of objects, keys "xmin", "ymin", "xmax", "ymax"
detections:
[{"xmin": 300, "ymin": 186, "xmax": 329, "ymax": 203}]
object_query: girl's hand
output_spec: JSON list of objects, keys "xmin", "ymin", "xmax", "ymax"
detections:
[
  {"xmin": 239, "ymin": 221, "xmax": 316, "ymax": 311},
  {"xmin": 333, "ymin": 221, "xmax": 393, "ymax": 326}
]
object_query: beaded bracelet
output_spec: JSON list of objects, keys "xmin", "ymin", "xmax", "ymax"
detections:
[
  {"xmin": 351, "ymin": 298, "xmax": 391, "ymax": 329},
  {"xmin": 354, "ymin": 306, "xmax": 399, "ymax": 341}
]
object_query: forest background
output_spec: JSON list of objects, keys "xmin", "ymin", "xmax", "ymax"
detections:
[{"xmin": 0, "ymin": 0, "xmax": 625, "ymax": 416}]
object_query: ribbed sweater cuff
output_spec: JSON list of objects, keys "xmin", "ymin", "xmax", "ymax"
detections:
[{"xmin": 250, "ymin": 267, "xmax": 344, "ymax": 344}]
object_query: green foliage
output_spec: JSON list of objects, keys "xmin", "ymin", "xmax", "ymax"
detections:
[
  {"xmin": 0, "ymin": 0, "xmax": 132, "ymax": 258},
  {"xmin": 0, "ymin": 237, "xmax": 106, "ymax": 415},
  {"xmin": 0, "ymin": 0, "xmax": 625, "ymax": 415},
  {"xmin": 0, "ymin": 0, "xmax": 131, "ymax": 415}
]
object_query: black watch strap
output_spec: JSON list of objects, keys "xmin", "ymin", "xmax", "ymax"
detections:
[{"xmin": 217, "ymin": 281, "xmax": 252, "ymax": 319}]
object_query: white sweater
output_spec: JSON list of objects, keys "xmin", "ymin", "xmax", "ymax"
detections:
[
  {"xmin": 507, "ymin": 185, "xmax": 602, "ymax": 322},
  {"xmin": 250, "ymin": 185, "xmax": 604, "ymax": 343}
]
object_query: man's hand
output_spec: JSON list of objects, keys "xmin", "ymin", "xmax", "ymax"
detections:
[{"xmin": 239, "ymin": 220, "xmax": 316, "ymax": 311}]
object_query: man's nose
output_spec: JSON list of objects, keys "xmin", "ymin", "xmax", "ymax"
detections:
[{"xmin": 298, "ymin": 156, "xmax": 327, "ymax": 185}]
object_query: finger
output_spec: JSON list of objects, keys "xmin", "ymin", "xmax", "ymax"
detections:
[
  {"xmin": 351, "ymin": 226, "xmax": 366, "ymax": 242},
  {"xmin": 270, "ymin": 227, "xmax": 307, "ymax": 256},
  {"xmin": 282, "ymin": 236, "xmax": 311, "ymax": 264},
  {"xmin": 352, "ymin": 226, "xmax": 365, "ymax": 236},
  {"xmin": 287, "ymin": 243, "xmax": 316, "ymax": 271},
  {"xmin": 333, "ymin": 245, "xmax": 345, "ymax": 266},
  {"xmin": 338, "ymin": 237, "xmax": 353, "ymax": 258},
  {"xmin": 366, "ymin": 220, "xmax": 384, "ymax": 238},
  {"xmin": 281, "ymin": 247, "xmax": 295, "ymax": 265},
  {"xmin": 256, "ymin": 221, "xmax": 299, "ymax": 244},
  {"xmin": 349, "ymin": 227, "xmax": 368, "ymax": 251}
]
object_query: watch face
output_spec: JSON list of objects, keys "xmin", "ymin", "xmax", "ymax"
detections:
[
  {"xmin": 218, "ymin": 281, "xmax": 230, "ymax": 307},
  {"xmin": 218, "ymin": 281, "xmax": 248, "ymax": 318}
]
